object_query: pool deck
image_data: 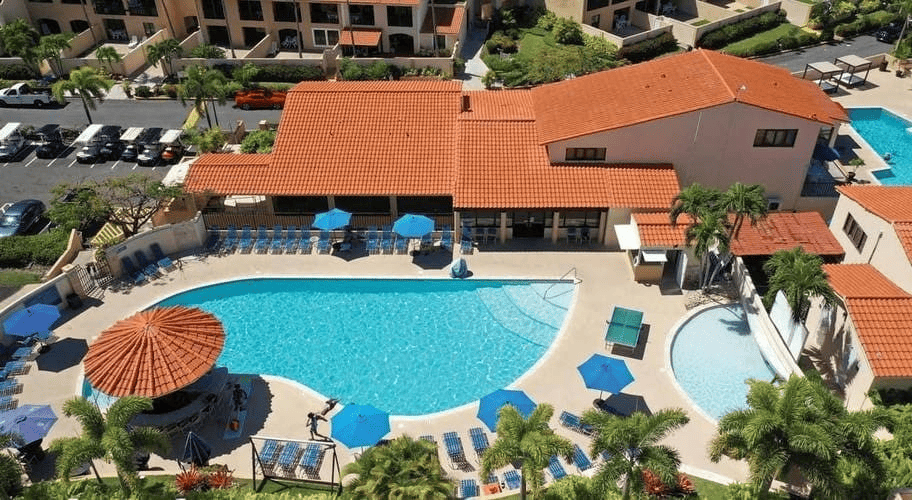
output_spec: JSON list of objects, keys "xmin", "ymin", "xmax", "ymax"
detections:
[{"xmin": 15, "ymin": 247, "xmax": 749, "ymax": 486}]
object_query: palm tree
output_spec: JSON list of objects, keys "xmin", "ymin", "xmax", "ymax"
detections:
[
  {"xmin": 145, "ymin": 38, "xmax": 182, "ymax": 79},
  {"xmin": 342, "ymin": 435, "xmax": 453, "ymax": 499},
  {"xmin": 178, "ymin": 64, "xmax": 227, "ymax": 128},
  {"xmin": 762, "ymin": 247, "xmax": 837, "ymax": 320},
  {"xmin": 37, "ymin": 32, "xmax": 75, "ymax": 77},
  {"xmin": 582, "ymin": 408, "xmax": 689, "ymax": 500},
  {"xmin": 51, "ymin": 66, "xmax": 114, "ymax": 124},
  {"xmin": 669, "ymin": 183, "xmax": 722, "ymax": 224},
  {"xmin": 95, "ymin": 46, "xmax": 123, "ymax": 75},
  {"xmin": 480, "ymin": 404, "xmax": 574, "ymax": 500},
  {"xmin": 720, "ymin": 182, "xmax": 768, "ymax": 240},
  {"xmin": 0, "ymin": 20, "xmax": 41, "ymax": 76},
  {"xmin": 685, "ymin": 209, "xmax": 729, "ymax": 289},
  {"xmin": 49, "ymin": 396, "xmax": 169, "ymax": 496}
]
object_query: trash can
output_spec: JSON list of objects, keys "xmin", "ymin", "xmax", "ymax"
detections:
[{"xmin": 880, "ymin": 60, "xmax": 889, "ymax": 72}]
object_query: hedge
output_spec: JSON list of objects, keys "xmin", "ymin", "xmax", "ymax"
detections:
[
  {"xmin": 833, "ymin": 10, "xmax": 899, "ymax": 37},
  {"xmin": 213, "ymin": 64, "xmax": 323, "ymax": 83},
  {"xmin": 338, "ymin": 58, "xmax": 398, "ymax": 80},
  {"xmin": 0, "ymin": 230, "xmax": 69, "ymax": 268},
  {"xmin": 0, "ymin": 65, "xmax": 35, "ymax": 80},
  {"xmin": 697, "ymin": 10, "xmax": 787, "ymax": 49},
  {"xmin": 724, "ymin": 29, "xmax": 818, "ymax": 57},
  {"xmin": 618, "ymin": 32, "xmax": 679, "ymax": 63}
]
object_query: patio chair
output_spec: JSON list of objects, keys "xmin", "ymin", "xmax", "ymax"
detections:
[
  {"xmin": 485, "ymin": 473, "xmax": 498, "ymax": 485},
  {"xmin": 270, "ymin": 225, "xmax": 285, "ymax": 254},
  {"xmin": 283, "ymin": 226, "xmax": 299, "ymax": 253},
  {"xmin": 223, "ymin": 225, "xmax": 238, "ymax": 253},
  {"xmin": 254, "ymin": 225, "xmax": 270, "ymax": 254},
  {"xmin": 559, "ymin": 411, "xmax": 594, "ymax": 435},
  {"xmin": 204, "ymin": 225, "xmax": 221, "ymax": 254},
  {"xmin": 380, "ymin": 232, "xmax": 393, "ymax": 254},
  {"xmin": 10, "ymin": 345, "xmax": 35, "ymax": 361},
  {"xmin": 460, "ymin": 239, "xmax": 474, "ymax": 255},
  {"xmin": 366, "ymin": 229, "xmax": 379, "ymax": 254},
  {"xmin": 238, "ymin": 226, "xmax": 254, "ymax": 253},
  {"xmin": 395, "ymin": 235, "xmax": 408, "ymax": 254},
  {"xmin": 468, "ymin": 427, "xmax": 489, "ymax": 460},
  {"xmin": 0, "ymin": 379, "xmax": 22, "ymax": 397},
  {"xmin": 572, "ymin": 444, "xmax": 593, "ymax": 472},
  {"xmin": 316, "ymin": 230, "xmax": 331, "ymax": 254},
  {"xmin": 120, "ymin": 257, "xmax": 147, "ymax": 285},
  {"xmin": 0, "ymin": 361, "xmax": 29, "ymax": 378},
  {"xmin": 150, "ymin": 243, "xmax": 174, "ymax": 270},
  {"xmin": 548, "ymin": 455, "xmax": 567, "ymax": 480},
  {"xmin": 277, "ymin": 442, "xmax": 302, "ymax": 473},
  {"xmin": 442, "ymin": 431, "xmax": 470, "ymax": 470},
  {"xmin": 485, "ymin": 227, "xmax": 498, "ymax": 244},
  {"xmin": 567, "ymin": 227, "xmax": 578, "ymax": 244},
  {"xmin": 299, "ymin": 229, "xmax": 313, "ymax": 254},
  {"xmin": 460, "ymin": 479, "xmax": 479, "ymax": 498},
  {"xmin": 0, "ymin": 396, "xmax": 17, "ymax": 411},
  {"xmin": 133, "ymin": 251, "xmax": 159, "ymax": 278},
  {"xmin": 440, "ymin": 229, "xmax": 453, "ymax": 250},
  {"xmin": 503, "ymin": 470, "xmax": 521, "ymax": 490},
  {"xmin": 299, "ymin": 443, "xmax": 325, "ymax": 476}
]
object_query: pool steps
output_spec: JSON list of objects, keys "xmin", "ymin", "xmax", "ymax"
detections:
[{"xmin": 474, "ymin": 283, "xmax": 574, "ymax": 347}]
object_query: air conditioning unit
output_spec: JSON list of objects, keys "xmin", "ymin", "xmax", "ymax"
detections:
[{"xmin": 767, "ymin": 197, "xmax": 781, "ymax": 211}]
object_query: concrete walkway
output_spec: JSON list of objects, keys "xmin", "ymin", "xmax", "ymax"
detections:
[{"xmin": 457, "ymin": 23, "xmax": 491, "ymax": 90}]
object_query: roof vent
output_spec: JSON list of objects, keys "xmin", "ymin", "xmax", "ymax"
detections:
[
  {"xmin": 660, "ymin": 73, "xmax": 666, "ymax": 78},
  {"xmin": 462, "ymin": 94, "xmax": 471, "ymax": 112}
]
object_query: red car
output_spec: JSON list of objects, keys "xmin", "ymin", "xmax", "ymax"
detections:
[{"xmin": 234, "ymin": 90, "xmax": 287, "ymax": 110}]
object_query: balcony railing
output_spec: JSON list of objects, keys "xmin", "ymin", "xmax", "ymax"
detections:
[{"xmin": 801, "ymin": 180, "xmax": 839, "ymax": 197}]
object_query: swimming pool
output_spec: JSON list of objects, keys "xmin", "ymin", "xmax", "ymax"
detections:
[
  {"xmin": 847, "ymin": 107, "xmax": 912, "ymax": 185},
  {"xmin": 670, "ymin": 304, "xmax": 775, "ymax": 421},
  {"xmin": 145, "ymin": 278, "xmax": 575, "ymax": 416}
]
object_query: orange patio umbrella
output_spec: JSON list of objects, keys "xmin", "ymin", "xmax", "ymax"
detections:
[{"xmin": 83, "ymin": 306, "xmax": 225, "ymax": 398}]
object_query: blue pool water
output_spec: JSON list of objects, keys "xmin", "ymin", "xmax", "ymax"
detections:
[
  {"xmin": 670, "ymin": 304, "xmax": 775, "ymax": 420},
  {"xmin": 848, "ymin": 107, "xmax": 912, "ymax": 185},
  {"xmin": 144, "ymin": 278, "xmax": 575, "ymax": 416}
]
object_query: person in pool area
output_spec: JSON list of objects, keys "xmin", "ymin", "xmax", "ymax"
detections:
[
  {"xmin": 232, "ymin": 384, "xmax": 247, "ymax": 412},
  {"xmin": 308, "ymin": 412, "xmax": 328, "ymax": 440},
  {"xmin": 321, "ymin": 398, "xmax": 339, "ymax": 416}
]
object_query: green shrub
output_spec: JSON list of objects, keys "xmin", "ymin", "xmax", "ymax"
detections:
[
  {"xmin": 485, "ymin": 31, "xmax": 518, "ymax": 53},
  {"xmin": 0, "ymin": 230, "xmax": 69, "ymax": 267},
  {"xmin": 481, "ymin": 70, "xmax": 497, "ymax": 88},
  {"xmin": 831, "ymin": 0, "xmax": 857, "ymax": 23},
  {"xmin": 240, "ymin": 129, "xmax": 276, "ymax": 153},
  {"xmin": 0, "ymin": 64, "xmax": 35, "ymax": 80},
  {"xmin": 618, "ymin": 31, "xmax": 679, "ymax": 63},
  {"xmin": 190, "ymin": 44, "xmax": 226, "ymax": 59},
  {"xmin": 0, "ymin": 453, "xmax": 21, "ymax": 498},
  {"xmin": 697, "ymin": 10, "xmax": 786, "ymax": 48},
  {"xmin": 217, "ymin": 63, "xmax": 323, "ymax": 83},
  {"xmin": 222, "ymin": 80, "xmax": 242, "ymax": 97},
  {"xmin": 834, "ymin": 10, "xmax": 898, "ymax": 37},
  {"xmin": 338, "ymin": 59, "xmax": 395, "ymax": 80},
  {"xmin": 365, "ymin": 60, "xmax": 393, "ymax": 80},
  {"xmin": 161, "ymin": 83, "xmax": 178, "ymax": 98},
  {"xmin": 552, "ymin": 17, "xmax": 583, "ymax": 45},
  {"xmin": 859, "ymin": 0, "xmax": 881, "ymax": 14},
  {"xmin": 536, "ymin": 11, "xmax": 559, "ymax": 30},
  {"xmin": 134, "ymin": 85, "xmax": 153, "ymax": 98}
]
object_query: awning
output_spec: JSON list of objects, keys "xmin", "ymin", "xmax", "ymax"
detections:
[
  {"xmin": 339, "ymin": 28, "xmax": 382, "ymax": 47},
  {"xmin": 641, "ymin": 249, "xmax": 668, "ymax": 262},
  {"xmin": 614, "ymin": 224, "xmax": 640, "ymax": 250},
  {"xmin": 813, "ymin": 143, "xmax": 840, "ymax": 162}
]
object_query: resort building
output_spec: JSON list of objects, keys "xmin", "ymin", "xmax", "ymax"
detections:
[
  {"xmin": 1, "ymin": 0, "xmax": 466, "ymax": 56},
  {"xmin": 180, "ymin": 50, "xmax": 847, "ymax": 252},
  {"xmin": 829, "ymin": 185, "xmax": 912, "ymax": 293}
]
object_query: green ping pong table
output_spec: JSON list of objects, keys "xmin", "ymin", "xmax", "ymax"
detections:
[{"xmin": 604, "ymin": 306, "xmax": 644, "ymax": 349}]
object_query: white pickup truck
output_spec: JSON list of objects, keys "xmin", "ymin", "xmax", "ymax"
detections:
[{"xmin": 0, "ymin": 83, "xmax": 53, "ymax": 108}]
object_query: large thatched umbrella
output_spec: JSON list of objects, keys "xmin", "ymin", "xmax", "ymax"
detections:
[{"xmin": 83, "ymin": 306, "xmax": 225, "ymax": 398}]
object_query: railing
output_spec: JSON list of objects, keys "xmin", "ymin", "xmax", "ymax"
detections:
[
  {"xmin": 202, "ymin": 212, "xmax": 454, "ymax": 230},
  {"xmin": 801, "ymin": 180, "xmax": 839, "ymax": 197},
  {"xmin": 543, "ymin": 267, "xmax": 579, "ymax": 302}
]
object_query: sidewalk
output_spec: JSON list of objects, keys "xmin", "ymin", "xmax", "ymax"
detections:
[{"xmin": 457, "ymin": 22, "xmax": 490, "ymax": 90}]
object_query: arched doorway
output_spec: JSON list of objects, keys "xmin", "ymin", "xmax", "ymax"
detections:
[
  {"xmin": 38, "ymin": 19, "xmax": 62, "ymax": 35},
  {"xmin": 388, "ymin": 33, "xmax": 414, "ymax": 55}
]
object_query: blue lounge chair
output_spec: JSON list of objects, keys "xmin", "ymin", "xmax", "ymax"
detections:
[
  {"xmin": 317, "ymin": 231, "xmax": 331, "ymax": 254},
  {"xmin": 485, "ymin": 473, "xmax": 498, "ymax": 485},
  {"xmin": 120, "ymin": 257, "xmax": 147, "ymax": 285},
  {"xmin": 468, "ymin": 427, "xmax": 489, "ymax": 460},
  {"xmin": 419, "ymin": 435, "xmax": 435, "ymax": 444},
  {"xmin": 299, "ymin": 229, "xmax": 313, "ymax": 254},
  {"xmin": 421, "ymin": 232, "xmax": 433, "ymax": 249},
  {"xmin": 150, "ymin": 243, "xmax": 173, "ymax": 270},
  {"xmin": 504, "ymin": 470, "xmax": 521, "ymax": 490},
  {"xmin": 300, "ymin": 443, "xmax": 325, "ymax": 474},
  {"xmin": 222, "ymin": 225, "xmax": 238, "ymax": 253},
  {"xmin": 395, "ymin": 235, "xmax": 407, "ymax": 254},
  {"xmin": 133, "ymin": 251, "xmax": 159, "ymax": 278},
  {"xmin": 440, "ymin": 230, "xmax": 453, "ymax": 250},
  {"xmin": 0, "ymin": 361, "xmax": 28, "ymax": 378},
  {"xmin": 559, "ymin": 411, "xmax": 594, "ymax": 435},
  {"xmin": 380, "ymin": 232, "xmax": 393, "ymax": 254},
  {"xmin": 283, "ymin": 226, "xmax": 299, "ymax": 253},
  {"xmin": 443, "ymin": 431, "xmax": 469, "ymax": 469},
  {"xmin": 204, "ymin": 225, "xmax": 221, "ymax": 254},
  {"xmin": 270, "ymin": 225, "xmax": 284, "ymax": 254},
  {"xmin": 259, "ymin": 439, "xmax": 282, "ymax": 467},
  {"xmin": 0, "ymin": 379, "xmax": 21, "ymax": 397},
  {"xmin": 238, "ymin": 226, "xmax": 253, "ymax": 253},
  {"xmin": 11, "ymin": 346, "xmax": 33, "ymax": 361},
  {"xmin": 0, "ymin": 396, "xmax": 17, "ymax": 411},
  {"xmin": 572, "ymin": 444, "xmax": 593, "ymax": 472},
  {"xmin": 548, "ymin": 455, "xmax": 567, "ymax": 480},
  {"xmin": 254, "ymin": 225, "xmax": 269, "ymax": 253},
  {"xmin": 277, "ymin": 442, "xmax": 301, "ymax": 472},
  {"xmin": 366, "ymin": 229, "xmax": 379, "ymax": 254},
  {"xmin": 460, "ymin": 479, "xmax": 479, "ymax": 498}
]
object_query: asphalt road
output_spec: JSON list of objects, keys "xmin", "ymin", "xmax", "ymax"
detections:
[{"xmin": 758, "ymin": 34, "xmax": 893, "ymax": 73}]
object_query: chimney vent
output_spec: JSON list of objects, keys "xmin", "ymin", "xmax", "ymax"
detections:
[{"xmin": 462, "ymin": 94, "xmax": 471, "ymax": 112}]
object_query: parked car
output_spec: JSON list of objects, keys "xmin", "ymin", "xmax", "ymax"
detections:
[
  {"xmin": 100, "ymin": 137, "xmax": 125, "ymax": 161},
  {"xmin": 34, "ymin": 124, "xmax": 66, "ymax": 159},
  {"xmin": 235, "ymin": 89, "xmax": 286, "ymax": 110},
  {"xmin": 0, "ymin": 123, "xmax": 27, "ymax": 162},
  {"xmin": 0, "ymin": 199, "xmax": 46, "ymax": 238},
  {"xmin": 137, "ymin": 143, "xmax": 163, "ymax": 166},
  {"xmin": 877, "ymin": 22, "xmax": 903, "ymax": 43},
  {"xmin": 120, "ymin": 143, "xmax": 140, "ymax": 162},
  {"xmin": 76, "ymin": 141, "xmax": 103, "ymax": 163},
  {"xmin": 0, "ymin": 83, "xmax": 53, "ymax": 108}
]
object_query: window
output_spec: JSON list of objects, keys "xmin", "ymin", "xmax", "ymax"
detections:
[
  {"xmin": 817, "ymin": 126, "xmax": 834, "ymax": 144},
  {"xmin": 565, "ymin": 147, "xmax": 606, "ymax": 161},
  {"xmin": 95, "ymin": 0, "xmax": 126, "ymax": 15},
  {"xmin": 349, "ymin": 4, "xmax": 375, "ymax": 26},
  {"xmin": 434, "ymin": 35, "xmax": 446, "ymax": 50},
  {"xmin": 560, "ymin": 211, "xmax": 600, "ymax": 228},
  {"xmin": 242, "ymin": 27, "xmax": 266, "ymax": 47},
  {"xmin": 386, "ymin": 6, "xmax": 412, "ymax": 27},
  {"xmin": 29, "ymin": 0, "xmax": 52, "ymax": 3},
  {"xmin": 238, "ymin": 0, "xmax": 264, "ymax": 20},
  {"xmin": 397, "ymin": 196, "xmax": 452, "ymax": 214},
  {"xmin": 842, "ymin": 214, "xmax": 867, "ymax": 252},
  {"xmin": 313, "ymin": 28, "xmax": 339, "ymax": 46},
  {"xmin": 207, "ymin": 25, "xmax": 230, "ymax": 45},
  {"xmin": 201, "ymin": 0, "xmax": 225, "ymax": 19},
  {"xmin": 753, "ymin": 129, "xmax": 798, "ymax": 147},
  {"xmin": 38, "ymin": 19, "xmax": 62, "ymax": 35},
  {"xmin": 103, "ymin": 18, "xmax": 128, "ymax": 40},
  {"xmin": 273, "ymin": 1, "xmax": 300, "ymax": 22},
  {"xmin": 62, "ymin": 0, "xmax": 86, "ymax": 4},
  {"xmin": 309, "ymin": 3, "xmax": 339, "ymax": 23},
  {"xmin": 70, "ymin": 19, "xmax": 91, "ymax": 32},
  {"xmin": 142, "ymin": 22, "xmax": 156, "ymax": 36},
  {"xmin": 335, "ymin": 196, "xmax": 390, "ymax": 214},
  {"xmin": 128, "ymin": 0, "xmax": 157, "ymax": 16}
]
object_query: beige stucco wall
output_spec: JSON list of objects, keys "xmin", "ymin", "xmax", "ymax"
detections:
[
  {"xmin": 829, "ymin": 196, "xmax": 912, "ymax": 294},
  {"xmin": 25, "ymin": 0, "xmax": 195, "ymax": 40},
  {"xmin": 544, "ymin": 0, "xmax": 584, "ymax": 22},
  {"xmin": 0, "ymin": 0, "xmax": 30, "ymax": 25},
  {"xmin": 546, "ymin": 102, "xmax": 833, "ymax": 211}
]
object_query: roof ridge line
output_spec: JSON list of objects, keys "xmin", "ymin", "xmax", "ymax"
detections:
[{"xmin": 701, "ymin": 50, "xmax": 737, "ymax": 102}]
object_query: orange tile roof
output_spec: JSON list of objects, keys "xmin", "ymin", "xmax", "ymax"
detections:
[
  {"xmin": 184, "ymin": 154, "xmax": 272, "ymax": 195},
  {"xmin": 530, "ymin": 49, "xmax": 849, "ymax": 144},
  {"xmin": 340, "ymin": 28, "xmax": 382, "ymax": 46},
  {"xmin": 461, "ymin": 90, "xmax": 536, "ymax": 120},
  {"xmin": 633, "ymin": 213, "xmax": 691, "ymax": 247},
  {"xmin": 83, "ymin": 306, "xmax": 225, "ymax": 398},
  {"xmin": 822, "ymin": 264, "xmax": 912, "ymax": 377},
  {"xmin": 896, "ymin": 223, "xmax": 912, "ymax": 264},
  {"xmin": 421, "ymin": 6, "xmax": 466, "ymax": 35},
  {"xmin": 729, "ymin": 212, "xmax": 843, "ymax": 257},
  {"xmin": 837, "ymin": 185, "xmax": 912, "ymax": 222}
]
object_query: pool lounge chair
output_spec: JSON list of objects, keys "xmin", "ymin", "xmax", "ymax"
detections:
[
  {"xmin": 571, "ymin": 444, "xmax": 593, "ymax": 472},
  {"xmin": 366, "ymin": 229, "xmax": 379, "ymax": 254},
  {"xmin": 605, "ymin": 306, "xmax": 644, "ymax": 349},
  {"xmin": 380, "ymin": 232, "xmax": 393, "ymax": 254},
  {"xmin": 270, "ymin": 225, "xmax": 285, "ymax": 254},
  {"xmin": 222, "ymin": 225, "xmax": 238, "ymax": 253},
  {"xmin": 419, "ymin": 435, "xmax": 435, "ymax": 444},
  {"xmin": 258, "ymin": 440, "xmax": 282, "ymax": 471},
  {"xmin": 395, "ymin": 235, "xmax": 408, "ymax": 254},
  {"xmin": 204, "ymin": 226, "xmax": 221, "ymax": 254},
  {"xmin": 548, "ymin": 455, "xmax": 567, "ymax": 481},
  {"xmin": 443, "ymin": 431, "xmax": 470, "ymax": 470},
  {"xmin": 120, "ymin": 257, "xmax": 147, "ymax": 285},
  {"xmin": 150, "ymin": 243, "xmax": 174, "ymax": 270},
  {"xmin": 440, "ymin": 229, "xmax": 453, "ymax": 250},
  {"xmin": 559, "ymin": 411, "xmax": 594, "ymax": 435},
  {"xmin": 276, "ymin": 442, "xmax": 302, "ymax": 473},
  {"xmin": 503, "ymin": 470, "xmax": 521, "ymax": 490},
  {"xmin": 0, "ymin": 396, "xmax": 17, "ymax": 411},
  {"xmin": 468, "ymin": 427, "xmax": 489, "ymax": 460},
  {"xmin": 133, "ymin": 251, "xmax": 159, "ymax": 278},
  {"xmin": 283, "ymin": 226, "xmax": 299, "ymax": 253},
  {"xmin": 0, "ymin": 379, "xmax": 22, "ymax": 397},
  {"xmin": 299, "ymin": 443, "xmax": 325, "ymax": 477},
  {"xmin": 459, "ymin": 479, "xmax": 479, "ymax": 498},
  {"xmin": 254, "ymin": 226, "xmax": 270, "ymax": 254},
  {"xmin": 298, "ymin": 229, "xmax": 313, "ymax": 254},
  {"xmin": 316, "ymin": 231, "xmax": 331, "ymax": 254},
  {"xmin": 0, "ymin": 361, "xmax": 29, "ymax": 378},
  {"xmin": 238, "ymin": 226, "xmax": 253, "ymax": 253}
]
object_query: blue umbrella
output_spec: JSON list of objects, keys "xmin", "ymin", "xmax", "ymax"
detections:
[
  {"xmin": 3, "ymin": 304, "xmax": 60, "ymax": 339},
  {"xmin": 331, "ymin": 404, "xmax": 390, "ymax": 449},
  {"xmin": 393, "ymin": 214, "xmax": 435, "ymax": 238},
  {"xmin": 0, "ymin": 404, "xmax": 57, "ymax": 447},
  {"xmin": 312, "ymin": 209, "xmax": 352, "ymax": 231},
  {"xmin": 477, "ymin": 389, "xmax": 536, "ymax": 432},
  {"xmin": 577, "ymin": 354, "xmax": 634, "ymax": 399},
  {"xmin": 181, "ymin": 431, "xmax": 212, "ymax": 467}
]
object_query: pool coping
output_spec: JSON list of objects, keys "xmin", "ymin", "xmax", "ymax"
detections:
[
  {"xmin": 124, "ymin": 273, "xmax": 582, "ymax": 421},
  {"xmin": 844, "ymin": 105, "xmax": 912, "ymax": 183}
]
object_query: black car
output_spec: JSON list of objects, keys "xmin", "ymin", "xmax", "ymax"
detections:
[
  {"xmin": 34, "ymin": 124, "xmax": 65, "ymax": 159},
  {"xmin": 100, "ymin": 138, "xmax": 124, "ymax": 161},
  {"xmin": 876, "ymin": 21, "xmax": 903, "ymax": 43},
  {"xmin": 120, "ymin": 143, "xmax": 140, "ymax": 162},
  {"xmin": 0, "ymin": 199, "xmax": 46, "ymax": 238}
]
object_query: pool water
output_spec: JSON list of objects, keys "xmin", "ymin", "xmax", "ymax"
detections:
[
  {"xmin": 670, "ymin": 304, "xmax": 775, "ymax": 420},
  {"xmin": 152, "ymin": 278, "xmax": 575, "ymax": 416},
  {"xmin": 847, "ymin": 107, "xmax": 912, "ymax": 185}
]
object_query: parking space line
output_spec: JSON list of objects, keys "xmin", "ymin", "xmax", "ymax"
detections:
[
  {"xmin": 24, "ymin": 157, "xmax": 37, "ymax": 168},
  {"xmin": 111, "ymin": 161, "xmax": 121, "ymax": 170},
  {"xmin": 67, "ymin": 159, "xmax": 77, "ymax": 168},
  {"xmin": 132, "ymin": 164, "xmax": 138, "ymax": 170}
]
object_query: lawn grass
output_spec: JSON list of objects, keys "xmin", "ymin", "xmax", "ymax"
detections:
[
  {"xmin": 0, "ymin": 269, "xmax": 41, "ymax": 288},
  {"xmin": 691, "ymin": 476, "xmax": 730, "ymax": 499},
  {"xmin": 515, "ymin": 28, "xmax": 557, "ymax": 62},
  {"xmin": 692, "ymin": 19, "xmax": 710, "ymax": 26},
  {"xmin": 722, "ymin": 23, "xmax": 804, "ymax": 53}
]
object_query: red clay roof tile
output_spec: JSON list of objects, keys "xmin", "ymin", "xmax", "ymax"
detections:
[
  {"xmin": 823, "ymin": 263, "xmax": 910, "ymax": 299},
  {"xmin": 633, "ymin": 213, "xmax": 691, "ymax": 247},
  {"xmin": 184, "ymin": 154, "xmax": 272, "ymax": 195},
  {"xmin": 340, "ymin": 28, "xmax": 382, "ymax": 46},
  {"xmin": 729, "ymin": 212, "xmax": 843, "ymax": 256},
  {"xmin": 895, "ymin": 223, "xmax": 912, "ymax": 264},
  {"xmin": 530, "ymin": 49, "xmax": 848, "ymax": 144},
  {"xmin": 421, "ymin": 6, "xmax": 466, "ymax": 35},
  {"xmin": 837, "ymin": 185, "xmax": 912, "ymax": 222}
]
